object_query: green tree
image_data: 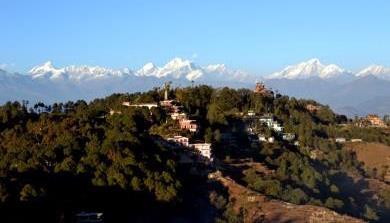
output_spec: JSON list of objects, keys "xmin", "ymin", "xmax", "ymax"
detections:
[{"xmin": 363, "ymin": 205, "xmax": 379, "ymax": 221}]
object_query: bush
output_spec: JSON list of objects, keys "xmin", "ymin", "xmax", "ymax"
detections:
[
  {"xmin": 324, "ymin": 197, "xmax": 344, "ymax": 210},
  {"xmin": 288, "ymin": 188, "xmax": 309, "ymax": 204},
  {"xmin": 363, "ymin": 205, "xmax": 379, "ymax": 221}
]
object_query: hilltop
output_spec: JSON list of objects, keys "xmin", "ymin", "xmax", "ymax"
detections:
[{"xmin": 0, "ymin": 84, "xmax": 389, "ymax": 222}]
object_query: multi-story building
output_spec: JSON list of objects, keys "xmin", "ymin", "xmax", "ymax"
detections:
[
  {"xmin": 171, "ymin": 112, "xmax": 187, "ymax": 120},
  {"xmin": 167, "ymin": 136, "xmax": 189, "ymax": 147},
  {"xmin": 259, "ymin": 115, "xmax": 284, "ymax": 132},
  {"xmin": 179, "ymin": 119, "xmax": 198, "ymax": 132},
  {"xmin": 167, "ymin": 136, "xmax": 212, "ymax": 160},
  {"xmin": 366, "ymin": 114, "xmax": 386, "ymax": 128}
]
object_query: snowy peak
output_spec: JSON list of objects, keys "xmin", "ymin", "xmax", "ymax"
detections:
[
  {"xmin": 164, "ymin": 57, "xmax": 193, "ymax": 70},
  {"xmin": 267, "ymin": 58, "xmax": 351, "ymax": 80},
  {"xmin": 63, "ymin": 65, "xmax": 127, "ymax": 79},
  {"xmin": 135, "ymin": 57, "xmax": 247, "ymax": 81},
  {"xmin": 29, "ymin": 61, "xmax": 65, "ymax": 79},
  {"xmin": 136, "ymin": 62, "xmax": 158, "ymax": 76},
  {"xmin": 159, "ymin": 57, "xmax": 200, "ymax": 79},
  {"xmin": 204, "ymin": 64, "xmax": 227, "ymax": 73},
  {"xmin": 357, "ymin": 65, "xmax": 390, "ymax": 80},
  {"xmin": 29, "ymin": 61, "xmax": 130, "ymax": 81},
  {"xmin": 136, "ymin": 58, "xmax": 201, "ymax": 79}
]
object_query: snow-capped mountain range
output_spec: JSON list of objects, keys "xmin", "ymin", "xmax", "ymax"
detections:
[
  {"xmin": 29, "ymin": 61, "xmax": 129, "ymax": 81},
  {"xmin": 267, "ymin": 58, "xmax": 353, "ymax": 80},
  {"xmin": 356, "ymin": 65, "xmax": 390, "ymax": 80},
  {"xmin": 22, "ymin": 58, "xmax": 390, "ymax": 82},
  {"xmin": 1, "ymin": 58, "xmax": 390, "ymax": 117},
  {"xmin": 267, "ymin": 59, "xmax": 390, "ymax": 81},
  {"xmin": 262, "ymin": 59, "xmax": 390, "ymax": 117},
  {"xmin": 27, "ymin": 58, "xmax": 250, "ymax": 82}
]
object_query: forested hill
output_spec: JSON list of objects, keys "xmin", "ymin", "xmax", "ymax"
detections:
[{"xmin": 0, "ymin": 85, "xmax": 389, "ymax": 223}]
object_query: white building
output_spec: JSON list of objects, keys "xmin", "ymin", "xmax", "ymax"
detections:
[
  {"xmin": 189, "ymin": 143, "xmax": 212, "ymax": 159},
  {"xmin": 259, "ymin": 115, "xmax": 273, "ymax": 125},
  {"xmin": 272, "ymin": 123, "xmax": 284, "ymax": 132},
  {"xmin": 171, "ymin": 112, "xmax": 187, "ymax": 120},
  {"xmin": 282, "ymin": 133, "xmax": 295, "ymax": 141},
  {"xmin": 259, "ymin": 115, "xmax": 284, "ymax": 132},
  {"xmin": 167, "ymin": 136, "xmax": 189, "ymax": 147},
  {"xmin": 109, "ymin": 109, "xmax": 122, "ymax": 116},
  {"xmin": 335, "ymin": 137, "xmax": 346, "ymax": 143},
  {"xmin": 258, "ymin": 134, "xmax": 267, "ymax": 142},
  {"xmin": 122, "ymin": 102, "xmax": 158, "ymax": 109},
  {"xmin": 247, "ymin": 110, "xmax": 256, "ymax": 116}
]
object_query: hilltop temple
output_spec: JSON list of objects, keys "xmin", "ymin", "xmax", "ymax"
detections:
[{"xmin": 254, "ymin": 82, "xmax": 273, "ymax": 97}]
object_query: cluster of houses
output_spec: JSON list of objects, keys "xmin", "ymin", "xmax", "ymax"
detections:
[
  {"xmin": 246, "ymin": 111, "xmax": 297, "ymax": 145},
  {"xmin": 119, "ymin": 87, "xmax": 199, "ymax": 133},
  {"xmin": 354, "ymin": 114, "xmax": 388, "ymax": 128},
  {"xmin": 120, "ymin": 83, "xmax": 211, "ymax": 161},
  {"xmin": 158, "ymin": 93, "xmax": 200, "ymax": 133},
  {"xmin": 159, "ymin": 94, "xmax": 211, "ymax": 160},
  {"xmin": 159, "ymin": 101, "xmax": 200, "ymax": 134}
]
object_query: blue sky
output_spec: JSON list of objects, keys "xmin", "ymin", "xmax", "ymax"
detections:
[{"xmin": 1, "ymin": 0, "xmax": 389, "ymax": 75}]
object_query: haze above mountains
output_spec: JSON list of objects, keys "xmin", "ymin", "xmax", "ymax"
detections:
[{"xmin": 1, "ymin": 58, "xmax": 389, "ymax": 117}]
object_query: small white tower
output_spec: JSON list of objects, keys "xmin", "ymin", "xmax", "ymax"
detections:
[{"xmin": 164, "ymin": 81, "xmax": 171, "ymax": 100}]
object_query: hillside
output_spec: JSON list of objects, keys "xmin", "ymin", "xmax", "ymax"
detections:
[
  {"xmin": 0, "ymin": 85, "xmax": 389, "ymax": 222},
  {"xmin": 345, "ymin": 142, "xmax": 390, "ymax": 182},
  {"xmin": 210, "ymin": 172, "xmax": 364, "ymax": 223}
]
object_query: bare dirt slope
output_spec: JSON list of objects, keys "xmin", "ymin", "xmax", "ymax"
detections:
[
  {"xmin": 211, "ymin": 172, "xmax": 365, "ymax": 223},
  {"xmin": 345, "ymin": 142, "xmax": 390, "ymax": 181}
]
